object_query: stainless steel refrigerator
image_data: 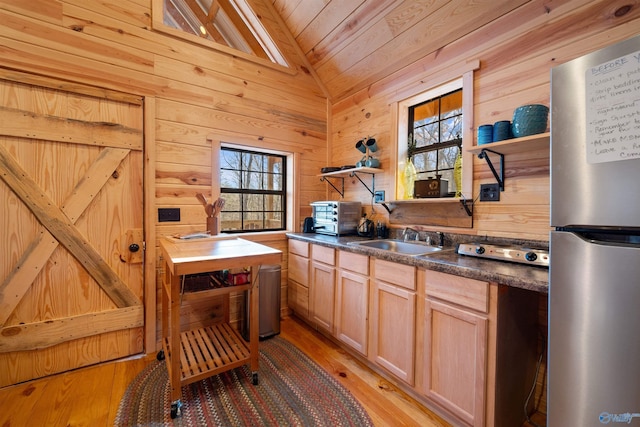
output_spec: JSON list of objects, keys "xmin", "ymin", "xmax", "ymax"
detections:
[{"xmin": 549, "ymin": 34, "xmax": 640, "ymax": 426}]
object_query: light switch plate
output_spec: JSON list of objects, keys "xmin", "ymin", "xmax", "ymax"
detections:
[{"xmin": 374, "ymin": 190, "xmax": 385, "ymax": 203}]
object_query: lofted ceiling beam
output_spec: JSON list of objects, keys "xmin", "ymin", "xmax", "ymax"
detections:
[
  {"xmin": 217, "ymin": 0, "xmax": 269, "ymax": 60},
  {"xmin": 183, "ymin": 0, "xmax": 226, "ymax": 44},
  {"xmin": 207, "ymin": 1, "xmax": 221, "ymax": 21}
]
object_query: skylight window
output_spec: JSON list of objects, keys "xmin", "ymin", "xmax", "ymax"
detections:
[{"xmin": 157, "ymin": 0, "xmax": 288, "ymax": 67}]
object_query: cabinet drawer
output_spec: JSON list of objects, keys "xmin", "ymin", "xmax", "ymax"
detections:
[
  {"xmin": 311, "ymin": 244, "xmax": 335, "ymax": 266},
  {"xmin": 338, "ymin": 251, "xmax": 369, "ymax": 275},
  {"xmin": 289, "ymin": 239, "xmax": 309, "ymax": 257},
  {"xmin": 289, "ymin": 253, "xmax": 309, "ymax": 286},
  {"xmin": 373, "ymin": 259, "xmax": 415, "ymax": 291},
  {"xmin": 425, "ymin": 270, "xmax": 489, "ymax": 313}
]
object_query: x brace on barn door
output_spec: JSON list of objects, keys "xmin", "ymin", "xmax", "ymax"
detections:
[{"xmin": 0, "ymin": 145, "xmax": 143, "ymax": 352}]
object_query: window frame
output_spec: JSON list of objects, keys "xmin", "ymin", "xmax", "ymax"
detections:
[
  {"xmin": 208, "ymin": 135, "xmax": 296, "ymax": 236},
  {"xmin": 218, "ymin": 146, "xmax": 287, "ymax": 233},
  {"xmin": 409, "ymin": 88, "xmax": 463, "ymax": 190},
  {"xmin": 395, "ymin": 73, "xmax": 474, "ymax": 201}
]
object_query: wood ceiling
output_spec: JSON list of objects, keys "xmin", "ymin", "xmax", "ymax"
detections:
[{"xmin": 271, "ymin": 0, "xmax": 529, "ymax": 102}]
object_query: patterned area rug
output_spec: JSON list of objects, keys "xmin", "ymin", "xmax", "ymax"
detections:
[{"xmin": 115, "ymin": 336, "xmax": 373, "ymax": 426}]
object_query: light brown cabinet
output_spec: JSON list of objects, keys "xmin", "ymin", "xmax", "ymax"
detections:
[
  {"xmin": 419, "ymin": 269, "xmax": 492, "ymax": 427},
  {"xmin": 335, "ymin": 250, "xmax": 369, "ymax": 356},
  {"xmin": 370, "ymin": 259, "xmax": 416, "ymax": 385},
  {"xmin": 287, "ymin": 239, "xmax": 310, "ymax": 319},
  {"xmin": 310, "ymin": 245, "xmax": 336, "ymax": 333},
  {"xmin": 286, "ymin": 239, "xmax": 539, "ymax": 427}
]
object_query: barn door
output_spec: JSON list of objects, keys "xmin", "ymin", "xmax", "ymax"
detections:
[{"xmin": 0, "ymin": 77, "xmax": 144, "ymax": 387}]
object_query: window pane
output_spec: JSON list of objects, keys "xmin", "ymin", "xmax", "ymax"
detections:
[
  {"xmin": 414, "ymin": 122, "xmax": 439, "ymax": 147},
  {"xmin": 244, "ymin": 171, "xmax": 263, "ymax": 190},
  {"xmin": 222, "ymin": 193, "xmax": 241, "ymax": 211},
  {"xmin": 439, "ymin": 146, "xmax": 459, "ymax": 169},
  {"xmin": 268, "ymin": 173, "xmax": 283, "ymax": 191},
  {"xmin": 243, "ymin": 193, "xmax": 264, "ymax": 211},
  {"xmin": 220, "ymin": 168, "xmax": 240, "ymax": 188},
  {"xmin": 440, "ymin": 116, "xmax": 462, "ymax": 142},
  {"xmin": 440, "ymin": 90, "xmax": 462, "ymax": 119},
  {"xmin": 264, "ymin": 194, "xmax": 282, "ymax": 211},
  {"xmin": 413, "ymin": 99, "xmax": 438, "ymax": 125},
  {"xmin": 244, "ymin": 152, "xmax": 264, "ymax": 172},
  {"xmin": 268, "ymin": 156, "xmax": 283, "ymax": 172},
  {"xmin": 221, "ymin": 211, "xmax": 241, "ymax": 231},
  {"xmin": 243, "ymin": 212, "xmax": 263, "ymax": 230}
]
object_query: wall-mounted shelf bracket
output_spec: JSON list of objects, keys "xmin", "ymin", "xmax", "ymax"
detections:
[
  {"xmin": 477, "ymin": 148, "xmax": 504, "ymax": 191},
  {"xmin": 318, "ymin": 167, "xmax": 381, "ymax": 198},
  {"xmin": 319, "ymin": 176, "xmax": 344, "ymax": 197},
  {"xmin": 350, "ymin": 170, "xmax": 375, "ymax": 196},
  {"xmin": 460, "ymin": 196, "xmax": 473, "ymax": 216}
]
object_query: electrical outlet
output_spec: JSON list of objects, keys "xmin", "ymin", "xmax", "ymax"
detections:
[
  {"xmin": 158, "ymin": 207, "xmax": 180, "ymax": 222},
  {"xmin": 374, "ymin": 190, "xmax": 385, "ymax": 203},
  {"xmin": 480, "ymin": 183, "xmax": 500, "ymax": 201}
]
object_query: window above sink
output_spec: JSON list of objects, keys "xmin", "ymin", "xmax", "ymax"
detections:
[{"xmin": 394, "ymin": 69, "xmax": 476, "ymax": 203}]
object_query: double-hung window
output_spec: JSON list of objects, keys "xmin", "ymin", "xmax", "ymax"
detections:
[
  {"xmin": 219, "ymin": 147, "xmax": 286, "ymax": 232},
  {"xmin": 409, "ymin": 89, "xmax": 462, "ymax": 196}
]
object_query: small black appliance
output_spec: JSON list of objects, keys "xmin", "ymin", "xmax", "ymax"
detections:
[{"xmin": 303, "ymin": 217, "xmax": 315, "ymax": 233}]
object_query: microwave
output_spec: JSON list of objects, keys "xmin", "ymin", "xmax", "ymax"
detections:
[{"xmin": 310, "ymin": 201, "xmax": 361, "ymax": 236}]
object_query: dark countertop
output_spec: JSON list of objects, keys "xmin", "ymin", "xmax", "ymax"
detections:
[{"xmin": 286, "ymin": 233, "xmax": 549, "ymax": 294}]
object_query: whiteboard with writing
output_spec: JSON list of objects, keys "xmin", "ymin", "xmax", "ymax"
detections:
[{"xmin": 586, "ymin": 49, "xmax": 640, "ymax": 164}]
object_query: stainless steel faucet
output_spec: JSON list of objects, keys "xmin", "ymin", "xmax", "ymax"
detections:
[{"xmin": 402, "ymin": 227, "xmax": 418, "ymax": 241}]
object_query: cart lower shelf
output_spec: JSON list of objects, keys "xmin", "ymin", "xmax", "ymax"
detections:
[{"xmin": 162, "ymin": 322, "xmax": 252, "ymax": 386}]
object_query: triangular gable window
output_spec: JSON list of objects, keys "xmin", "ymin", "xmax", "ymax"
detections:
[{"xmin": 156, "ymin": 0, "xmax": 288, "ymax": 67}]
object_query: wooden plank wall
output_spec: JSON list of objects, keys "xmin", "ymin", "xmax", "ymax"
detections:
[
  {"xmin": 329, "ymin": 0, "xmax": 640, "ymax": 241},
  {"xmin": 0, "ymin": 0, "xmax": 327, "ymax": 351},
  {"xmin": 2, "ymin": 1, "xmax": 639, "ymax": 388}
]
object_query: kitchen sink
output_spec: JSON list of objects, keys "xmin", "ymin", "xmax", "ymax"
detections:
[{"xmin": 348, "ymin": 239, "xmax": 443, "ymax": 256}]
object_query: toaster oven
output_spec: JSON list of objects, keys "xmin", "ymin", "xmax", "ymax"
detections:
[{"xmin": 310, "ymin": 201, "xmax": 362, "ymax": 236}]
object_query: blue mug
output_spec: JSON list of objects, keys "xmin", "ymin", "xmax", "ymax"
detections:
[
  {"xmin": 477, "ymin": 124, "xmax": 494, "ymax": 145},
  {"xmin": 493, "ymin": 120, "xmax": 511, "ymax": 141},
  {"xmin": 365, "ymin": 158, "xmax": 380, "ymax": 168}
]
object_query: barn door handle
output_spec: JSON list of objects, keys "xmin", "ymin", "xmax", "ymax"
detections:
[{"xmin": 129, "ymin": 243, "xmax": 140, "ymax": 253}]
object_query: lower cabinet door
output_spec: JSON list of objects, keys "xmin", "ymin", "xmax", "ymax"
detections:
[
  {"xmin": 370, "ymin": 280, "xmax": 416, "ymax": 385},
  {"xmin": 287, "ymin": 280, "xmax": 309, "ymax": 319},
  {"xmin": 335, "ymin": 269, "xmax": 369, "ymax": 356},
  {"xmin": 423, "ymin": 298, "xmax": 487, "ymax": 427},
  {"xmin": 310, "ymin": 261, "xmax": 336, "ymax": 332}
]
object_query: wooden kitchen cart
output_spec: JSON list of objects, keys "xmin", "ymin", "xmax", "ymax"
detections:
[{"xmin": 158, "ymin": 237, "xmax": 282, "ymax": 418}]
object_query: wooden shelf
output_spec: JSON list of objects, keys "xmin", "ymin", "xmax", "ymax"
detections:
[
  {"xmin": 180, "ymin": 282, "xmax": 250, "ymax": 301},
  {"xmin": 466, "ymin": 132, "xmax": 549, "ymax": 155},
  {"xmin": 464, "ymin": 132, "xmax": 549, "ymax": 192},
  {"xmin": 318, "ymin": 166, "xmax": 382, "ymax": 177},
  {"xmin": 162, "ymin": 322, "xmax": 250, "ymax": 386},
  {"xmin": 319, "ymin": 166, "xmax": 382, "ymax": 197},
  {"xmin": 385, "ymin": 198, "xmax": 463, "ymax": 205}
]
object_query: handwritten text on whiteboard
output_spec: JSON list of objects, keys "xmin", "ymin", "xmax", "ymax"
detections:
[{"xmin": 586, "ymin": 50, "xmax": 640, "ymax": 164}]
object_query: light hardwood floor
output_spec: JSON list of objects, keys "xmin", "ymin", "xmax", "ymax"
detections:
[{"xmin": 0, "ymin": 316, "xmax": 546, "ymax": 426}]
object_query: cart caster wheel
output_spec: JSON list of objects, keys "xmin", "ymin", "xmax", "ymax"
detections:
[
  {"xmin": 170, "ymin": 400, "xmax": 182, "ymax": 419},
  {"xmin": 156, "ymin": 350, "xmax": 165, "ymax": 361},
  {"xmin": 252, "ymin": 372, "xmax": 259, "ymax": 385}
]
